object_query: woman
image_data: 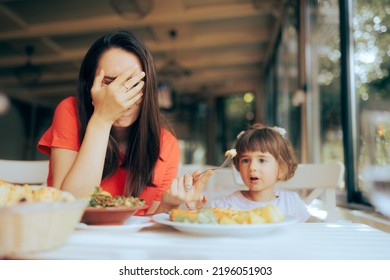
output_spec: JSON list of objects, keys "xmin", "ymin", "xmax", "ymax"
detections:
[{"xmin": 38, "ymin": 30, "xmax": 184, "ymax": 215}]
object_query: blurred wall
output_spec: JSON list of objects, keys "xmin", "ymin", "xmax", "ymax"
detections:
[
  {"xmin": 0, "ymin": 101, "xmax": 26, "ymax": 159},
  {"xmin": 0, "ymin": 97, "xmax": 52, "ymax": 160}
]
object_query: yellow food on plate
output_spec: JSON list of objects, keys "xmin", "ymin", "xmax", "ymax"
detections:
[
  {"xmin": 224, "ymin": 149, "xmax": 237, "ymax": 158},
  {"xmin": 168, "ymin": 209, "xmax": 201, "ymax": 223},
  {"xmin": 170, "ymin": 205, "xmax": 284, "ymax": 224},
  {"xmin": 0, "ymin": 180, "xmax": 75, "ymax": 207},
  {"xmin": 256, "ymin": 204, "xmax": 285, "ymax": 222}
]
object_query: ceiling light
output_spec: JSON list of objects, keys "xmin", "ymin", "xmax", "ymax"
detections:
[
  {"xmin": 14, "ymin": 45, "xmax": 42, "ymax": 86},
  {"xmin": 159, "ymin": 59, "xmax": 191, "ymax": 80},
  {"xmin": 158, "ymin": 29, "xmax": 191, "ymax": 80},
  {"xmin": 109, "ymin": 0, "xmax": 153, "ymax": 18}
]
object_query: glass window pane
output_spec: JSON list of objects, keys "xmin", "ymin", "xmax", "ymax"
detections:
[
  {"xmin": 275, "ymin": 5, "xmax": 301, "ymax": 160},
  {"xmin": 216, "ymin": 93, "xmax": 255, "ymax": 164},
  {"xmin": 356, "ymin": 0, "xmax": 390, "ymax": 200},
  {"xmin": 307, "ymin": 0, "xmax": 343, "ymax": 165}
]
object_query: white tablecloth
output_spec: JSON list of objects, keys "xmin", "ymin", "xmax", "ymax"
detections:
[{"xmin": 10, "ymin": 222, "xmax": 390, "ymax": 260}]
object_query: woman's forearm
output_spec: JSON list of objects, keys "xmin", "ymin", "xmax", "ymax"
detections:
[{"xmin": 59, "ymin": 115, "xmax": 112, "ymax": 198}]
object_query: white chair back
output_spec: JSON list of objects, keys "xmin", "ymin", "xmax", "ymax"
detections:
[
  {"xmin": 0, "ymin": 159, "xmax": 49, "ymax": 185},
  {"xmin": 275, "ymin": 162, "xmax": 345, "ymax": 222}
]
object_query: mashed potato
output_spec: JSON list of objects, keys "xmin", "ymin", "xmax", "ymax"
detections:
[
  {"xmin": 170, "ymin": 205, "xmax": 285, "ymax": 224},
  {"xmin": 0, "ymin": 180, "xmax": 74, "ymax": 206}
]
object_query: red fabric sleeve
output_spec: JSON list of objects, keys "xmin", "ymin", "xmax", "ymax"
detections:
[
  {"xmin": 37, "ymin": 97, "xmax": 80, "ymax": 186},
  {"xmin": 37, "ymin": 96, "xmax": 80, "ymax": 156}
]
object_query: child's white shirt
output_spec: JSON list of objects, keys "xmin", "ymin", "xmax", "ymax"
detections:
[{"xmin": 210, "ymin": 189, "xmax": 311, "ymax": 222}]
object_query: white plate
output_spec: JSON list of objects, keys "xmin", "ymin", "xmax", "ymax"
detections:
[
  {"xmin": 76, "ymin": 216, "xmax": 154, "ymax": 232},
  {"xmin": 152, "ymin": 213, "xmax": 297, "ymax": 237}
]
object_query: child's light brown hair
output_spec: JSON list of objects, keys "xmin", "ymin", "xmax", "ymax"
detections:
[{"xmin": 233, "ymin": 123, "xmax": 297, "ymax": 181}]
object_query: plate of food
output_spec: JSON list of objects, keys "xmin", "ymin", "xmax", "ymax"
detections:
[
  {"xmin": 81, "ymin": 187, "xmax": 147, "ymax": 225},
  {"xmin": 76, "ymin": 216, "xmax": 154, "ymax": 232},
  {"xmin": 152, "ymin": 206, "xmax": 297, "ymax": 237}
]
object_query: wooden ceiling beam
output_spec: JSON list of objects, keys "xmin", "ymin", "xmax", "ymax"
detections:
[
  {"xmin": 15, "ymin": 66, "xmax": 259, "ymax": 97},
  {"xmin": 0, "ymin": 49, "xmax": 262, "ymax": 86},
  {"xmin": 0, "ymin": 30, "xmax": 268, "ymax": 67},
  {"xmin": 0, "ymin": 2, "xmax": 266, "ymax": 39}
]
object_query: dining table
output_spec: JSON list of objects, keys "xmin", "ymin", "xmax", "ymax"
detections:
[{"xmin": 7, "ymin": 214, "xmax": 390, "ymax": 260}]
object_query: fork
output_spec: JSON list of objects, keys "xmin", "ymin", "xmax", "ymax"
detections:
[{"xmin": 195, "ymin": 154, "xmax": 235, "ymax": 179}]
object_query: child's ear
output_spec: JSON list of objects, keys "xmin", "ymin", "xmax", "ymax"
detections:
[{"xmin": 277, "ymin": 163, "xmax": 287, "ymax": 180}]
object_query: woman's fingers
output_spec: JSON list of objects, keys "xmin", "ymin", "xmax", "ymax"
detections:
[
  {"xmin": 183, "ymin": 174, "xmax": 193, "ymax": 189},
  {"xmin": 111, "ymin": 65, "xmax": 145, "ymax": 97},
  {"xmin": 112, "ymin": 65, "xmax": 140, "ymax": 87},
  {"xmin": 184, "ymin": 193, "xmax": 208, "ymax": 211},
  {"xmin": 163, "ymin": 173, "xmax": 211, "ymax": 209},
  {"xmin": 192, "ymin": 170, "xmax": 202, "ymax": 180},
  {"xmin": 91, "ymin": 69, "xmax": 105, "ymax": 97},
  {"xmin": 123, "ymin": 81, "xmax": 144, "ymax": 108},
  {"xmin": 113, "ymin": 68, "xmax": 145, "ymax": 109},
  {"xmin": 172, "ymin": 176, "xmax": 194, "ymax": 203},
  {"xmin": 193, "ymin": 169, "xmax": 214, "ymax": 191},
  {"xmin": 161, "ymin": 178, "xmax": 184, "ymax": 207},
  {"xmin": 99, "ymin": 65, "xmax": 144, "ymax": 99},
  {"xmin": 90, "ymin": 66, "xmax": 147, "ymax": 125},
  {"xmin": 172, "ymin": 175, "xmax": 194, "ymax": 197},
  {"xmin": 169, "ymin": 178, "xmax": 179, "ymax": 194},
  {"xmin": 123, "ymin": 71, "xmax": 145, "ymax": 93}
]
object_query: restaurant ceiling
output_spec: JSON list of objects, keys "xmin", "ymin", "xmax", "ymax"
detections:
[{"xmin": 0, "ymin": 0, "xmax": 289, "ymax": 108}]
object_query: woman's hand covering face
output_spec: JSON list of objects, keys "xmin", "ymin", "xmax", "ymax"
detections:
[
  {"xmin": 89, "ymin": 48, "xmax": 145, "ymax": 127},
  {"xmin": 90, "ymin": 66, "xmax": 145, "ymax": 126}
]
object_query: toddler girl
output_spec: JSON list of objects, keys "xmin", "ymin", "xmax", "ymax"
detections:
[{"xmin": 211, "ymin": 123, "xmax": 311, "ymax": 222}]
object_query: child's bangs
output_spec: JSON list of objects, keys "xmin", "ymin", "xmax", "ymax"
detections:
[{"xmin": 238, "ymin": 130, "xmax": 279, "ymax": 156}]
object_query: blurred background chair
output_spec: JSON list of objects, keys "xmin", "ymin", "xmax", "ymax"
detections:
[
  {"xmin": 0, "ymin": 159, "xmax": 49, "ymax": 185},
  {"xmin": 275, "ymin": 162, "xmax": 345, "ymax": 222}
]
